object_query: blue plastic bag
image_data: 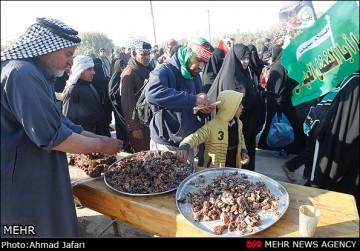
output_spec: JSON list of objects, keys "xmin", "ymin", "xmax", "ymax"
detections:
[{"xmin": 266, "ymin": 113, "xmax": 294, "ymax": 148}]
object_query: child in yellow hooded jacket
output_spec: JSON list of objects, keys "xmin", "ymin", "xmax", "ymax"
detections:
[{"xmin": 176, "ymin": 90, "xmax": 249, "ymax": 168}]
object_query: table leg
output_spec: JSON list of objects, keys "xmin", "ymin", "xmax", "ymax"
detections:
[{"xmin": 97, "ymin": 217, "xmax": 121, "ymax": 237}]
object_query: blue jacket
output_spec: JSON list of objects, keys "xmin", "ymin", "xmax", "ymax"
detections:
[{"xmin": 145, "ymin": 56, "xmax": 206, "ymax": 147}]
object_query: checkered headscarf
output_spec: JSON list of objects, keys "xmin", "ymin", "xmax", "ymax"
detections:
[{"xmin": 1, "ymin": 17, "xmax": 81, "ymax": 61}]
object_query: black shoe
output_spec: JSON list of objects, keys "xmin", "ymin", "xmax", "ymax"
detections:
[
  {"xmin": 303, "ymin": 180, "xmax": 312, "ymax": 187},
  {"xmin": 206, "ymin": 156, "xmax": 212, "ymax": 167},
  {"xmin": 75, "ymin": 203, "xmax": 84, "ymax": 209}
]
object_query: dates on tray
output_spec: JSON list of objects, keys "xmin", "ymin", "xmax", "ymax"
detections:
[{"xmin": 104, "ymin": 150, "xmax": 193, "ymax": 195}]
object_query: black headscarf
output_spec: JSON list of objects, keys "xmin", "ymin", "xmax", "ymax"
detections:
[
  {"xmin": 268, "ymin": 49, "xmax": 296, "ymax": 109},
  {"xmin": 207, "ymin": 44, "xmax": 257, "ymax": 109},
  {"xmin": 202, "ymin": 48, "xmax": 225, "ymax": 93},
  {"xmin": 258, "ymin": 48, "xmax": 306, "ymax": 155},
  {"xmin": 108, "ymin": 59, "xmax": 123, "ymax": 96},
  {"xmin": 207, "ymin": 44, "xmax": 264, "ymax": 171},
  {"xmin": 271, "ymin": 45, "xmax": 283, "ymax": 63},
  {"xmin": 247, "ymin": 44, "xmax": 266, "ymax": 78},
  {"xmin": 107, "ymin": 59, "xmax": 130, "ymax": 149},
  {"xmin": 92, "ymin": 58, "xmax": 109, "ymax": 94}
]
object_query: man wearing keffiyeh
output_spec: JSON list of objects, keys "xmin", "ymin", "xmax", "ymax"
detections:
[
  {"xmin": 1, "ymin": 18, "xmax": 123, "ymax": 237},
  {"xmin": 145, "ymin": 37, "xmax": 215, "ymax": 165},
  {"xmin": 120, "ymin": 40, "xmax": 153, "ymax": 152}
]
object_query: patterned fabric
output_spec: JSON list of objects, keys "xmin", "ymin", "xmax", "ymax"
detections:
[
  {"xmin": 98, "ymin": 56, "xmax": 111, "ymax": 78},
  {"xmin": 1, "ymin": 17, "xmax": 81, "ymax": 61},
  {"xmin": 177, "ymin": 46, "xmax": 196, "ymax": 79},
  {"xmin": 184, "ymin": 37, "xmax": 213, "ymax": 58},
  {"xmin": 187, "ymin": 43, "xmax": 213, "ymax": 61},
  {"xmin": 131, "ymin": 40, "xmax": 151, "ymax": 54},
  {"xmin": 177, "ymin": 37, "xmax": 213, "ymax": 79}
]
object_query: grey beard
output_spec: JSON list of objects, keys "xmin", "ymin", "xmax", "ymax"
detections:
[{"xmin": 54, "ymin": 69, "xmax": 65, "ymax": 77}]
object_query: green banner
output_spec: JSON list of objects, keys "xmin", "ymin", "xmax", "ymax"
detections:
[{"xmin": 281, "ymin": 1, "xmax": 359, "ymax": 106}]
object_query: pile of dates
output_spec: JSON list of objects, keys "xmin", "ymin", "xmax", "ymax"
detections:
[
  {"xmin": 68, "ymin": 153, "xmax": 117, "ymax": 178},
  {"xmin": 105, "ymin": 150, "xmax": 193, "ymax": 194}
]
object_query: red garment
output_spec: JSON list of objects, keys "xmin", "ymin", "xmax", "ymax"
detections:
[{"xmin": 217, "ymin": 39, "xmax": 230, "ymax": 56}]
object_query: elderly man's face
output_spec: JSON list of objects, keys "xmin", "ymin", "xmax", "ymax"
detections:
[
  {"xmin": 39, "ymin": 46, "xmax": 77, "ymax": 77},
  {"xmin": 135, "ymin": 50, "xmax": 150, "ymax": 67},
  {"xmin": 187, "ymin": 54, "xmax": 208, "ymax": 77}
]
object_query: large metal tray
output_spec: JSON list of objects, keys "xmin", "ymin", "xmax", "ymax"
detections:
[
  {"xmin": 176, "ymin": 167, "xmax": 289, "ymax": 237},
  {"xmin": 104, "ymin": 151, "xmax": 194, "ymax": 196}
]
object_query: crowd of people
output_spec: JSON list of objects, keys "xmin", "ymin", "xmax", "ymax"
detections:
[{"xmin": 1, "ymin": 16, "xmax": 358, "ymax": 237}]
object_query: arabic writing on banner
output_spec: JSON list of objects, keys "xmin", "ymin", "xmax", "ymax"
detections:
[
  {"xmin": 281, "ymin": 1, "xmax": 359, "ymax": 106},
  {"xmin": 279, "ymin": 1, "xmax": 316, "ymax": 30}
]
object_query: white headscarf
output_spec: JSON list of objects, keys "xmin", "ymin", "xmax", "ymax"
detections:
[{"xmin": 66, "ymin": 55, "xmax": 94, "ymax": 86}]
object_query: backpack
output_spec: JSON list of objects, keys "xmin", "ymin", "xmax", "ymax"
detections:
[
  {"xmin": 132, "ymin": 78, "xmax": 152, "ymax": 126},
  {"xmin": 303, "ymin": 72, "xmax": 359, "ymax": 138},
  {"xmin": 132, "ymin": 64, "xmax": 179, "ymax": 127},
  {"xmin": 259, "ymin": 65, "xmax": 271, "ymax": 89}
]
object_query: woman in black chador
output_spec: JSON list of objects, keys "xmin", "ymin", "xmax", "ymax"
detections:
[
  {"xmin": 207, "ymin": 44, "xmax": 264, "ymax": 171},
  {"xmin": 202, "ymin": 48, "xmax": 225, "ymax": 94},
  {"xmin": 310, "ymin": 72, "xmax": 359, "ymax": 212},
  {"xmin": 257, "ymin": 46, "xmax": 306, "ymax": 156},
  {"xmin": 108, "ymin": 59, "xmax": 131, "ymax": 152}
]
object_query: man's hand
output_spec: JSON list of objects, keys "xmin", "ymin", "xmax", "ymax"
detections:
[
  {"xmin": 196, "ymin": 93, "xmax": 211, "ymax": 106},
  {"xmin": 196, "ymin": 93, "xmax": 215, "ymax": 114},
  {"xmin": 240, "ymin": 153, "xmax": 250, "ymax": 165},
  {"xmin": 100, "ymin": 138, "xmax": 123, "ymax": 155}
]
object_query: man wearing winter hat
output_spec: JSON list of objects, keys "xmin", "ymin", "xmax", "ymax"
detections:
[
  {"xmin": 120, "ymin": 40, "xmax": 153, "ymax": 152},
  {"xmin": 62, "ymin": 55, "xmax": 111, "ymax": 137},
  {"xmin": 145, "ymin": 37, "xmax": 215, "ymax": 164},
  {"xmin": 157, "ymin": 38, "xmax": 179, "ymax": 64},
  {"xmin": 1, "ymin": 17, "xmax": 123, "ymax": 237}
]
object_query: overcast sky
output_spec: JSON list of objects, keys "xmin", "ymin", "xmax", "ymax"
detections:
[{"xmin": 1, "ymin": 1, "xmax": 337, "ymax": 46}]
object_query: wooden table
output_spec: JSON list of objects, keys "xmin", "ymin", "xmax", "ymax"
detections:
[{"xmin": 72, "ymin": 166, "xmax": 359, "ymax": 237}]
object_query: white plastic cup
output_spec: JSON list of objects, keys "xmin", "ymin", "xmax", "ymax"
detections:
[{"xmin": 299, "ymin": 205, "xmax": 321, "ymax": 237}]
